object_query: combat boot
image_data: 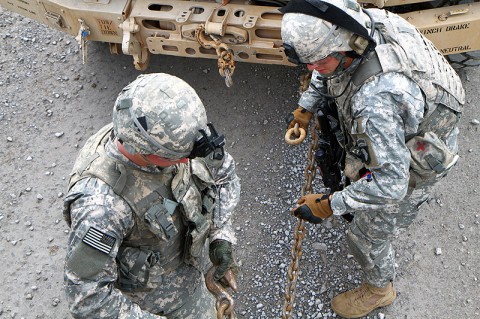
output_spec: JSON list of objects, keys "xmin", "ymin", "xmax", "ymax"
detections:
[{"xmin": 331, "ymin": 282, "xmax": 396, "ymax": 318}]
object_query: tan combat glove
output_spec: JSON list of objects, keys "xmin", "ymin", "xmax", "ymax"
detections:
[
  {"xmin": 291, "ymin": 193, "xmax": 333, "ymax": 224},
  {"xmin": 287, "ymin": 106, "xmax": 313, "ymax": 131},
  {"xmin": 285, "ymin": 107, "xmax": 313, "ymax": 145}
]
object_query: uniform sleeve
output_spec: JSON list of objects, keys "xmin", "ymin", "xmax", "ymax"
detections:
[
  {"xmin": 298, "ymin": 70, "xmax": 325, "ymax": 113},
  {"xmin": 203, "ymin": 151, "xmax": 241, "ymax": 244},
  {"xmin": 64, "ymin": 177, "xmax": 165, "ymax": 319},
  {"xmin": 330, "ymin": 73, "xmax": 425, "ymax": 215}
]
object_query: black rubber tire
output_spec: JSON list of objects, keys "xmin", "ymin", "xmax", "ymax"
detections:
[{"xmin": 446, "ymin": 51, "xmax": 480, "ymax": 69}]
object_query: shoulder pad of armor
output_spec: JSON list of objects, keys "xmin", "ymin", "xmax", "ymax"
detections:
[{"xmin": 191, "ymin": 158, "xmax": 215, "ymax": 185}]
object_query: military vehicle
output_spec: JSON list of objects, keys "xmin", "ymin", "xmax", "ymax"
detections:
[{"xmin": 1, "ymin": 0, "xmax": 478, "ymax": 85}]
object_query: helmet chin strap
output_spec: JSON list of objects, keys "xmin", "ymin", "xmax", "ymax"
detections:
[
  {"xmin": 308, "ymin": 7, "xmax": 378, "ymax": 98},
  {"xmin": 311, "ymin": 29, "xmax": 375, "ymax": 96},
  {"xmin": 320, "ymin": 52, "xmax": 350, "ymax": 77},
  {"xmin": 310, "ymin": 52, "xmax": 363, "ymax": 99}
]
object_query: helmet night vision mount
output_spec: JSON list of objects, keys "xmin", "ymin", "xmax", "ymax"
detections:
[{"xmin": 189, "ymin": 123, "xmax": 225, "ymax": 160}]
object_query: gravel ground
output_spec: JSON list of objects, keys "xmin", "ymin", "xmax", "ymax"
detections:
[{"xmin": 1, "ymin": 8, "xmax": 479, "ymax": 319}]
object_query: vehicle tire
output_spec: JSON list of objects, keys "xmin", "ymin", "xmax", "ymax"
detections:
[{"xmin": 445, "ymin": 51, "xmax": 480, "ymax": 69}]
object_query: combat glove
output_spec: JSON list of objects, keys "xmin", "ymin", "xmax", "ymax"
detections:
[
  {"xmin": 286, "ymin": 106, "xmax": 312, "ymax": 131},
  {"xmin": 209, "ymin": 240, "xmax": 237, "ymax": 283},
  {"xmin": 292, "ymin": 193, "xmax": 333, "ymax": 224}
]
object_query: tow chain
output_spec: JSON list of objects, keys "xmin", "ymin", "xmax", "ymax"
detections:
[
  {"xmin": 282, "ymin": 118, "xmax": 320, "ymax": 319},
  {"xmin": 195, "ymin": 25, "xmax": 236, "ymax": 87},
  {"xmin": 299, "ymin": 71, "xmax": 313, "ymax": 93},
  {"xmin": 205, "ymin": 266, "xmax": 238, "ymax": 319}
]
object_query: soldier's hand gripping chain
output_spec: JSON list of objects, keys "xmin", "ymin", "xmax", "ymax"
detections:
[
  {"xmin": 286, "ymin": 106, "xmax": 313, "ymax": 131},
  {"xmin": 292, "ymin": 194, "xmax": 333, "ymax": 224},
  {"xmin": 209, "ymin": 240, "xmax": 238, "ymax": 288},
  {"xmin": 285, "ymin": 107, "xmax": 313, "ymax": 144}
]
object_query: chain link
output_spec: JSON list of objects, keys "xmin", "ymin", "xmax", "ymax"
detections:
[
  {"xmin": 195, "ymin": 25, "xmax": 236, "ymax": 87},
  {"xmin": 299, "ymin": 72, "xmax": 313, "ymax": 94},
  {"xmin": 282, "ymin": 118, "xmax": 320, "ymax": 319},
  {"xmin": 205, "ymin": 266, "xmax": 237, "ymax": 319}
]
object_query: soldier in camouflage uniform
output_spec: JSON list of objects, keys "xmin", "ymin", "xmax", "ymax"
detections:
[
  {"xmin": 63, "ymin": 73, "xmax": 241, "ymax": 318},
  {"xmin": 280, "ymin": 0, "xmax": 464, "ymax": 317}
]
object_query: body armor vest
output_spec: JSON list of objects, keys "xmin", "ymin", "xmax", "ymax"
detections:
[
  {"xmin": 329, "ymin": 9, "xmax": 464, "ymax": 173},
  {"xmin": 332, "ymin": 9, "xmax": 464, "ymax": 137},
  {"xmin": 65, "ymin": 124, "xmax": 216, "ymax": 277},
  {"xmin": 333, "ymin": 9, "xmax": 464, "ymax": 114}
]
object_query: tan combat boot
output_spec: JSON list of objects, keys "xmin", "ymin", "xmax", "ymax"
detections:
[{"xmin": 331, "ymin": 282, "xmax": 396, "ymax": 318}]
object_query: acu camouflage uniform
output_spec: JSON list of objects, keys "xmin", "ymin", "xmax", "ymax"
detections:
[
  {"xmin": 63, "ymin": 124, "xmax": 240, "ymax": 318},
  {"xmin": 298, "ymin": 9, "xmax": 464, "ymax": 287}
]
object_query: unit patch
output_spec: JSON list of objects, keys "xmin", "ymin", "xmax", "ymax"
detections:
[{"xmin": 82, "ymin": 227, "xmax": 116, "ymax": 254}]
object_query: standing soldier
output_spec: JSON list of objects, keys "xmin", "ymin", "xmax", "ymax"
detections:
[
  {"xmin": 63, "ymin": 73, "xmax": 240, "ymax": 318},
  {"xmin": 281, "ymin": 0, "xmax": 464, "ymax": 317}
]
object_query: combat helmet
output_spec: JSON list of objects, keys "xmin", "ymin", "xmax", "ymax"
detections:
[
  {"xmin": 113, "ymin": 73, "xmax": 207, "ymax": 160},
  {"xmin": 280, "ymin": 0, "xmax": 376, "ymax": 65}
]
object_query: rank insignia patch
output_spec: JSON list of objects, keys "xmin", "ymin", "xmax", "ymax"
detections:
[{"xmin": 82, "ymin": 227, "xmax": 116, "ymax": 254}]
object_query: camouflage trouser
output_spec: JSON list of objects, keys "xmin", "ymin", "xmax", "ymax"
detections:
[
  {"xmin": 346, "ymin": 182, "xmax": 434, "ymax": 287},
  {"xmin": 164, "ymin": 275, "xmax": 216, "ymax": 319},
  {"xmin": 126, "ymin": 263, "xmax": 216, "ymax": 319}
]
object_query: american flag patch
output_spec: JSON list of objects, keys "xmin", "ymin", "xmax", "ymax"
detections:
[{"xmin": 82, "ymin": 227, "xmax": 116, "ymax": 254}]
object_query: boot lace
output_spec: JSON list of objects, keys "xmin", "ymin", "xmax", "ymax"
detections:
[{"xmin": 352, "ymin": 284, "xmax": 371, "ymax": 305}]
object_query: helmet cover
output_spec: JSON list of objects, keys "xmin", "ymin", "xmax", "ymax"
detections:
[
  {"xmin": 113, "ymin": 73, "xmax": 208, "ymax": 160},
  {"xmin": 281, "ymin": 0, "xmax": 369, "ymax": 64}
]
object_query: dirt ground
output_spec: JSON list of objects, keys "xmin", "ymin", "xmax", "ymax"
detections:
[{"xmin": 1, "ymin": 8, "xmax": 479, "ymax": 319}]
